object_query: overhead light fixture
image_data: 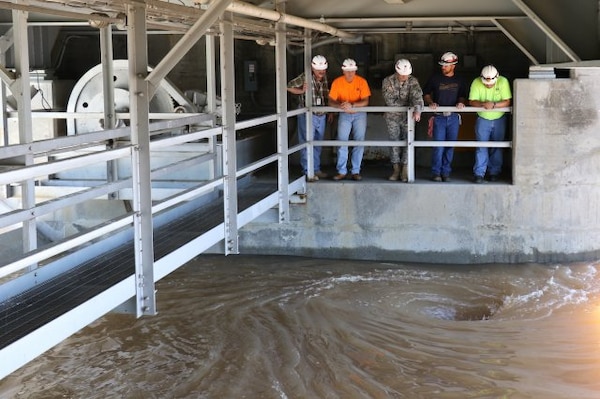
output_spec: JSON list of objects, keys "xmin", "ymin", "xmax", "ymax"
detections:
[
  {"xmin": 89, "ymin": 13, "xmax": 110, "ymax": 29},
  {"xmin": 383, "ymin": 0, "xmax": 411, "ymax": 3}
]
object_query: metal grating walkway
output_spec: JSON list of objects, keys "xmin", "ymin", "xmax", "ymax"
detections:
[{"xmin": 0, "ymin": 182, "xmax": 277, "ymax": 351}]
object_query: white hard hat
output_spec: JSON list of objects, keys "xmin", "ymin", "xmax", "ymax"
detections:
[
  {"xmin": 480, "ymin": 65, "xmax": 498, "ymax": 84},
  {"xmin": 438, "ymin": 51, "xmax": 458, "ymax": 66},
  {"xmin": 311, "ymin": 55, "xmax": 328, "ymax": 71},
  {"xmin": 341, "ymin": 58, "xmax": 358, "ymax": 71},
  {"xmin": 395, "ymin": 59, "xmax": 412, "ymax": 76}
]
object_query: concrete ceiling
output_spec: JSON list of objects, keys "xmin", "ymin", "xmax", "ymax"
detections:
[{"xmin": 0, "ymin": 0, "xmax": 597, "ymax": 64}]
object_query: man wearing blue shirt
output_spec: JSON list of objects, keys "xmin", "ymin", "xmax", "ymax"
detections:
[{"xmin": 423, "ymin": 52, "xmax": 468, "ymax": 182}]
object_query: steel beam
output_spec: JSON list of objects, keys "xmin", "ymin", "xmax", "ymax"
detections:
[
  {"xmin": 511, "ymin": 0, "xmax": 580, "ymax": 62},
  {"xmin": 492, "ymin": 18, "xmax": 539, "ymax": 65}
]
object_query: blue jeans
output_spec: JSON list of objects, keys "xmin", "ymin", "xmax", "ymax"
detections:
[
  {"xmin": 473, "ymin": 116, "xmax": 507, "ymax": 177},
  {"xmin": 431, "ymin": 113, "xmax": 460, "ymax": 177},
  {"xmin": 298, "ymin": 112, "xmax": 327, "ymax": 174},
  {"xmin": 336, "ymin": 112, "xmax": 367, "ymax": 175}
]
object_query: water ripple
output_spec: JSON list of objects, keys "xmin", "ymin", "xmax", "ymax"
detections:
[{"xmin": 2, "ymin": 256, "xmax": 600, "ymax": 398}]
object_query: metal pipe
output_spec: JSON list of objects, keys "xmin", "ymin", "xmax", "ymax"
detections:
[
  {"xmin": 286, "ymin": 34, "xmax": 364, "ymax": 55},
  {"xmin": 227, "ymin": 0, "xmax": 357, "ymax": 39}
]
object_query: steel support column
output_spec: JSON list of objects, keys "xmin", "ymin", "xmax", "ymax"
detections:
[
  {"xmin": 206, "ymin": 34, "xmax": 217, "ymax": 115},
  {"xmin": 220, "ymin": 12, "xmax": 239, "ymax": 254},
  {"xmin": 275, "ymin": 1, "xmax": 290, "ymax": 223},
  {"xmin": 127, "ymin": 3, "xmax": 156, "ymax": 317},
  {"xmin": 99, "ymin": 24, "xmax": 118, "ymax": 198},
  {"xmin": 303, "ymin": 30, "xmax": 314, "ymax": 180},
  {"xmin": 206, "ymin": 34, "xmax": 218, "ymax": 180},
  {"xmin": 12, "ymin": 8, "xmax": 36, "ymax": 262},
  {"xmin": 0, "ymin": 60, "xmax": 6, "ymax": 152},
  {"xmin": 100, "ymin": 25, "xmax": 116, "ymax": 131},
  {"xmin": 0, "ymin": 28, "xmax": 11, "ymax": 198}
]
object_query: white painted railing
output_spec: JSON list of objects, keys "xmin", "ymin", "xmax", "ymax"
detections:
[
  {"xmin": 0, "ymin": 114, "xmax": 222, "ymax": 281},
  {"xmin": 0, "ymin": 109, "xmax": 307, "ymax": 285},
  {"xmin": 301, "ymin": 105, "xmax": 513, "ymax": 181}
]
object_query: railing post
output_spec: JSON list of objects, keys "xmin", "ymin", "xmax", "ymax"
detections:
[
  {"xmin": 304, "ymin": 31, "xmax": 314, "ymax": 179},
  {"xmin": 407, "ymin": 107, "xmax": 415, "ymax": 182}
]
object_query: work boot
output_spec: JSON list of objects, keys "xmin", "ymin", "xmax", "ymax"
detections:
[
  {"xmin": 388, "ymin": 163, "xmax": 400, "ymax": 181},
  {"xmin": 401, "ymin": 164, "xmax": 408, "ymax": 182}
]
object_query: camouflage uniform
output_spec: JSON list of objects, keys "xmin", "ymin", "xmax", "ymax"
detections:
[{"xmin": 382, "ymin": 74, "xmax": 424, "ymax": 164}]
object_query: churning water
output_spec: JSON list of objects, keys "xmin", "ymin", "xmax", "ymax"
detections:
[{"xmin": 1, "ymin": 255, "xmax": 600, "ymax": 398}]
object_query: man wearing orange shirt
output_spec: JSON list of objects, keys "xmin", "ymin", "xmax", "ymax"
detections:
[{"xmin": 328, "ymin": 58, "xmax": 372, "ymax": 181}]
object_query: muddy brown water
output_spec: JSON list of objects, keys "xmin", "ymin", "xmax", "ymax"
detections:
[{"xmin": 1, "ymin": 255, "xmax": 600, "ymax": 398}]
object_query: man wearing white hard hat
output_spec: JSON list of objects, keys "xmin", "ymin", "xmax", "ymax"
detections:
[
  {"xmin": 423, "ymin": 51, "xmax": 468, "ymax": 182},
  {"xmin": 287, "ymin": 55, "xmax": 332, "ymax": 181},
  {"xmin": 382, "ymin": 59, "xmax": 424, "ymax": 182},
  {"xmin": 328, "ymin": 58, "xmax": 372, "ymax": 181},
  {"xmin": 468, "ymin": 65, "xmax": 512, "ymax": 183}
]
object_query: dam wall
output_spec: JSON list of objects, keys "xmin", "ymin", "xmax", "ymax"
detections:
[{"xmin": 239, "ymin": 69, "xmax": 600, "ymax": 264}]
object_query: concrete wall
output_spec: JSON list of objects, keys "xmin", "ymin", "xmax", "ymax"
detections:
[{"xmin": 239, "ymin": 68, "xmax": 600, "ymax": 264}]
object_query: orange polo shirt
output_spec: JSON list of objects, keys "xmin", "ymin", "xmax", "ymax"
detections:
[{"xmin": 329, "ymin": 75, "xmax": 371, "ymax": 103}]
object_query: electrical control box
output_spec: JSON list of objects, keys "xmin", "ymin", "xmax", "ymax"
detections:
[{"xmin": 244, "ymin": 60, "xmax": 258, "ymax": 92}]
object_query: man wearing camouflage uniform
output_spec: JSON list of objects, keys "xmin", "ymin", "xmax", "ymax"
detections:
[{"xmin": 382, "ymin": 59, "xmax": 424, "ymax": 181}]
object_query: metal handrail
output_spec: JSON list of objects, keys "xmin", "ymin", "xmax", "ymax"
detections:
[
  {"xmin": 0, "ymin": 116, "xmax": 224, "ymax": 279},
  {"xmin": 0, "ymin": 104, "xmax": 512, "ymax": 281},
  {"xmin": 300, "ymin": 105, "xmax": 513, "ymax": 180}
]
